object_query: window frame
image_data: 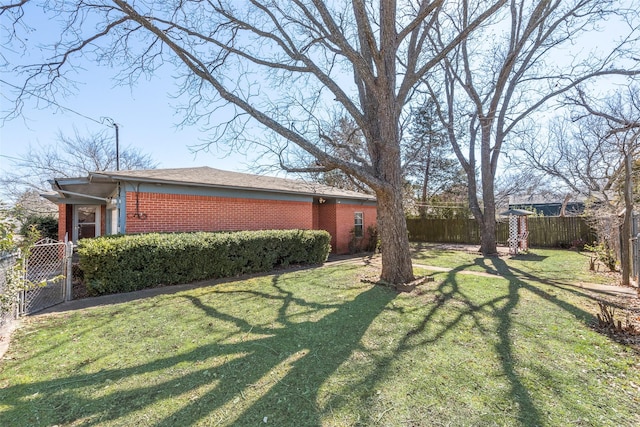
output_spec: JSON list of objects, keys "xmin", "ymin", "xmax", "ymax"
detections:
[{"xmin": 354, "ymin": 212, "xmax": 364, "ymax": 238}]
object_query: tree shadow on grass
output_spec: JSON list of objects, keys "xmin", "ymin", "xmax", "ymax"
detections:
[
  {"xmin": 480, "ymin": 257, "xmax": 543, "ymax": 426},
  {"xmin": 318, "ymin": 262, "xmax": 523, "ymax": 424},
  {"xmin": 509, "ymin": 252, "xmax": 548, "ymax": 262},
  {"xmin": 472, "ymin": 256, "xmax": 616, "ymax": 304},
  {"xmin": 0, "ymin": 257, "xmax": 608, "ymax": 426},
  {"xmin": 330, "ymin": 255, "xmax": 602, "ymax": 426},
  {"xmin": 0, "ymin": 273, "xmax": 397, "ymax": 426},
  {"xmin": 475, "ymin": 257, "xmax": 600, "ymax": 422}
]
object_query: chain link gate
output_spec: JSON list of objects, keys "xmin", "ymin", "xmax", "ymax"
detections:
[{"xmin": 19, "ymin": 238, "xmax": 73, "ymax": 315}]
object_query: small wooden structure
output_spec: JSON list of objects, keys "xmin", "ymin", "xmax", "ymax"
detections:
[{"xmin": 500, "ymin": 209, "xmax": 534, "ymax": 255}]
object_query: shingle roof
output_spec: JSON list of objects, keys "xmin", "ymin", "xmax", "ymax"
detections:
[{"xmin": 91, "ymin": 166, "xmax": 376, "ymax": 201}]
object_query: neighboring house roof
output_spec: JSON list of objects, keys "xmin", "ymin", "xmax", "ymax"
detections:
[
  {"xmin": 42, "ymin": 166, "xmax": 376, "ymax": 203},
  {"xmin": 508, "ymin": 194, "xmax": 586, "ymax": 216},
  {"xmin": 508, "ymin": 194, "xmax": 586, "ymax": 205}
]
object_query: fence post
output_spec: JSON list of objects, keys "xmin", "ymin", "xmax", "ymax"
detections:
[
  {"xmin": 17, "ymin": 248, "xmax": 25, "ymax": 316},
  {"xmin": 65, "ymin": 241, "xmax": 73, "ymax": 302}
]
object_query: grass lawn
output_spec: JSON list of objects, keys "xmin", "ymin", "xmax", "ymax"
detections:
[{"xmin": 1, "ymin": 248, "xmax": 639, "ymax": 426}]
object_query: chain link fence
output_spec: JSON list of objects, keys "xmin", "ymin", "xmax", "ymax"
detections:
[
  {"xmin": 20, "ymin": 238, "xmax": 72, "ymax": 315},
  {"xmin": 1, "ymin": 239, "xmax": 73, "ymax": 320}
]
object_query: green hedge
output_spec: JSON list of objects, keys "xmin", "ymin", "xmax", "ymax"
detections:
[{"xmin": 78, "ymin": 229, "xmax": 331, "ymax": 295}]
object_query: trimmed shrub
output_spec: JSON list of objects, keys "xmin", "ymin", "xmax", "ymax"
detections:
[{"xmin": 77, "ymin": 229, "xmax": 331, "ymax": 295}]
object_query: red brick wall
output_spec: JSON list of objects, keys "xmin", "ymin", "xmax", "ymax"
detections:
[
  {"xmin": 315, "ymin": 202, "xmax": 377, "ymax": 254},
  {"xmin": 58, "ymin": 204, "xmax": 67, "ymax": 242},
  {"xmin": 100, "ymin": 206, "xmax": 107, "ymax": 237},
  {"xmin": 124, "ymin": 192, "xmax": 313, "ymax": 234},
  {"xmin": 334, "ymin": 204, "xmax": 378, "ymax": 254},
  {"xmin": 312, "ymin": 203, "xmax": 320, "ymax": 230},
  {"xmin": 57, "ymin": 193, "xmax": 377, "ymax": 254},
  {"xmin": 317, "ymin": 203, "xmax": 337, "ymax": 250}
]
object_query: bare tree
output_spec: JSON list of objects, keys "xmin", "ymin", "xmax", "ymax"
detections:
[
  {"xmin": 493, "ymin": 169, "xmax": 550, "ymax": 212},
  {"xmin": 515, "ymin": 115, "xmax": 621, "ymax": 200},
  {"xmin": 0, "ymin": 128, "xmax": 157, "ymax": 203},
  {"xmin": 304, "ymin": 117, "xmax": 371, "ymax": 193},
  {"xmin": 517, "ymin": 85, "xmax": 640, "ymax": 285},
  {"xmin": 569, "ymin": 87, "xmax": 640, "ymax": 286},
  {"xmin": 0, "ymin": 0, "xmax": 507, "ymax": 287},
  {"xmin": 12, "ymin": 189, "xmax": 58, "ymax": 218},
  {"xmin": 426, "ymin": 0, "xmax": 640, "ymax": 255}
]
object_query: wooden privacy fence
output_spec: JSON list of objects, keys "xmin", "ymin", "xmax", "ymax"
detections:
[{"xmin": 406, "ymin": 216, "xmax": 596, "ymax": 248}]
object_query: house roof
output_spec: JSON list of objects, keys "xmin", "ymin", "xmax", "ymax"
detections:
[
  {"xmin": 508, "ymin": 194, "xmax": 586, "ymax": 205},
  {"xmin": 43, "ymin": 166, "xmax": 376, "ymax": 203}
]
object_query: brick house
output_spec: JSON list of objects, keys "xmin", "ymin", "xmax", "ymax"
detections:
[{"xmin": 42, "ymin": 167, "xmax": 377, "ymax": 254}]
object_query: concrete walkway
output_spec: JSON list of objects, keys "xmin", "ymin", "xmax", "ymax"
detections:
[
  {"xmin": 0, "ymin": 319, "xmax": 20, "ymax": 361},
  {"xmin": 412, "ymin": 262, "xmax": 638, "ymax": 297}
]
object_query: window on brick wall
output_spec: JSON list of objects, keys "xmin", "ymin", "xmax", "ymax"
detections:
[{"xmin": 354, "ymin": 212, "xmax": 364, "ymax": 238}]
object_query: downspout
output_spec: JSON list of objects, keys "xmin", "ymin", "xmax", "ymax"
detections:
[
  {"xmin": 118, "ymin": 182, "xmax": 127, "ymax": 235},
  {"xmin": 115, "ymin": 181, "xmax": 121, "ymax": 234}
]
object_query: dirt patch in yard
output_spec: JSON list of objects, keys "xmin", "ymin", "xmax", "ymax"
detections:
[{"xmin": 586, "ymin": 288, "xmax": 640, "ymax": 352}]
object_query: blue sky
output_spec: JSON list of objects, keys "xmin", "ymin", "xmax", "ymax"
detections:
[
  {"xmin": 0, "ymin": 63, "xmax": 254, "ymax": 175},
  {"xmin": 0, "ymin": 2, "xmax": 259, "ymax": 183},
  {"xmin": 1, "ymin": 1, "xmax": 636, "ymax": 200}
]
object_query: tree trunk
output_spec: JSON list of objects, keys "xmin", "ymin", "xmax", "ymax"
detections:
[
  {"xmin": 374, "ymin": 142, "xmax": 415, "ymax": 286},
  {"xmin": 621, "ymin": 213, "xmax": 631, "ymax": 286},
  {"xmin": 479, "ymin": 215, "xmax": 497, "ymax": 255},
  {"xmin": 466, "ymin": 175, "xmax": 498, "ymax": 256},
  {"xmin": 377, "ymin": 187, "xmax": 415, "ymax": 286},
  {"xmin": 373, "ymin": 107, "xmax": 414, "ymax": 286},
  {"xmin": 479, "ymin": 122, "xmax": 498, "ymax": 256},
  {"xmin": 369, "ymin": 2, "xmax": 415, "ymax": 288},
  {"xmin": 559, "ymin": 194, "xmax": 571, "ymax": 217},
  {"xmin": 480, "ymin": 193, "xmax": 498, "ymax": 256}
]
